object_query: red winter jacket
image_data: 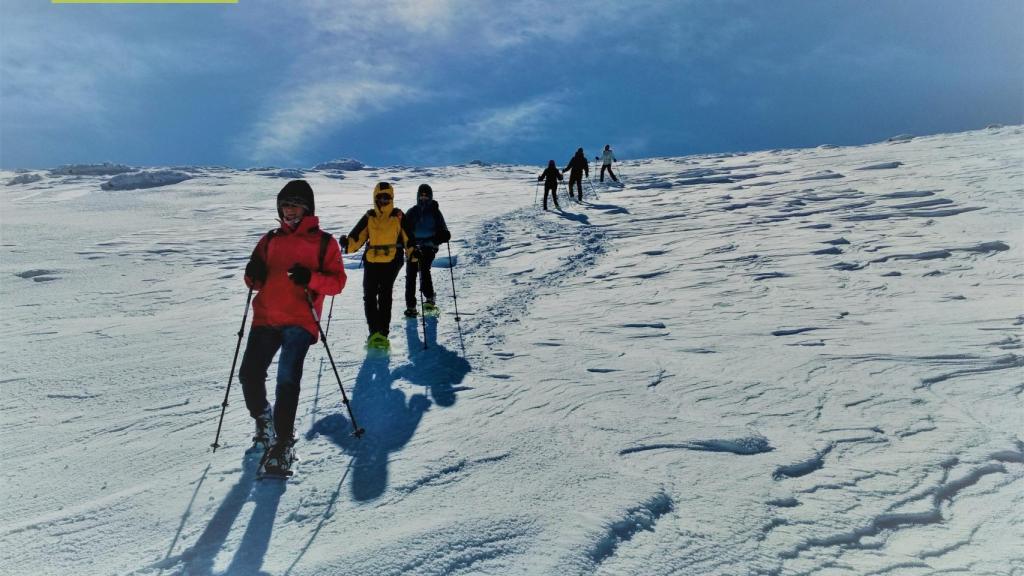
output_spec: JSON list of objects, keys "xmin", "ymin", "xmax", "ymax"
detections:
[{"xmin": 244, "ymin": 216, "xmax": 346, "ymax": 340}]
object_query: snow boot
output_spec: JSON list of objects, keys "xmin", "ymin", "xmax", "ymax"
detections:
[
  {"xmin": 250, "ymin": 406, "xmax": 275, "ymax": 452},
  {"xmin": 404, "ymin": 308, "xmax": 418, "ymax": 318},
  {"xmin": 260, "ymin": 437, "xmax": 296, "ymax": 479}
]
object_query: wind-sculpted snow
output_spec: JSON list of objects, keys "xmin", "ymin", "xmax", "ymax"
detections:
[{"xmin": 0, "ymin": 127, "xmax": 1022, "ymax": 576}]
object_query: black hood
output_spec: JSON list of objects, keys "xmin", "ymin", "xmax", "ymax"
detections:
[{"xmin": 277, "ymin": 179, "xmax": 315, "ymax": 218}]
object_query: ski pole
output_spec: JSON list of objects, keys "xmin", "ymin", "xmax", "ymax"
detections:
[
  {"xmin": 305, "ymin": 290, "xmax": 365, "ymax": 438},
  {"xmin": 418, "ymin": 286, "xmax": 428, "ymax": 350},
  {"xmin": 533, "ymin": 179, "xmax": 540, "ymax": 207},
  {"xmin": 416, "ymin": 252, "xmax": 428, "ymax": 350},
  {"xmin": 211, "ymin": 287, "xmax": 253, "ymax": 452},
  {"xmin": 586, "ymin": 175, "xmax": 599, "ymax": 200},
  {"xmin": 324, "ymin": 295, "xmax": 336, "ymax": 334},
  {"xmin": 310, "ymin": 294, "xmax": 336, "ymax": 427},
  {"xmin": 445, "ymin": 242, "xmax": 466, "ymax": 355}
]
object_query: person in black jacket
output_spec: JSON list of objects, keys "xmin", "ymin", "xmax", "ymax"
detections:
[
  {"xmin": 537, "ymin": 160, "xmax": 563, "ymax": 210},
  {"xmin": 562, "ymin": 148, "xmax": 589, "ymax": 202},
  {"xmin": 402, "ymin": 183, "xmax": 451, "ymax": 317}
]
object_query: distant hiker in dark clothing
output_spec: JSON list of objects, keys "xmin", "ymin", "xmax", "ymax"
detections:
[
  {"xmin": 600, "ymin": 144, "xmax": 618, "ymax": 182},
  {"xmin": 562, "ymin": 148, "xmax": 589, "ymax": 202},
  {"xmin": 402, "ymin": 183, "xmax": 451, "ymax": 318},
  {"xmin": 240, "ymin": 179, "xmax": 346, "ymax": 474},
  {"xmin": 537, "ymin": 160, "xmax": 563, "ymax": 210},
  {"xmin": 340, "ymin": 182, "xmax": 411, "ymax": 350}
]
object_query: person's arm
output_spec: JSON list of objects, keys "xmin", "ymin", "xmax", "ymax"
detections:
[
  {"xmin": 243, "ymin": 233, "xmax": 270, "ymax": 289},
  {"xmin": 401, "ymin": 207, "xmax": 417, "ymax": 247},
  {"xmin": 397, "ymin": 212, "xmax": 414, "ymax": 259},
  {"xmin": 344, "ymin": 214, "xmax": 370, "ymax": 253},
  {"xmin": 307, "ymin": 238, "xmax": 346, "ymax": 296},
  {"xmin": 434, "ymin": 208, "xmax": 451, "ymax": 244}
]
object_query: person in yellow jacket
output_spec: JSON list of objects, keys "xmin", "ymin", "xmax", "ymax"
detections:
[{"xmin": 340, "ymin": 182, "xmax": 411, "ymax": 349}]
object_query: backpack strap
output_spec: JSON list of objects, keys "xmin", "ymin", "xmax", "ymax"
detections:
[
  {"xmin": 262, "ymin": 228, "xmax": 279, "ymax": 261},
  {"xmin": 262, "ymin": 228, "xmax": 331, "ymax": 272},
  {"xmin": 318, "ymin": 230, "xmax": 332, "ymax": 272}
]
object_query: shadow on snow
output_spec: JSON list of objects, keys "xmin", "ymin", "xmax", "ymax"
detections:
[{"xmin": 165, "ymin": 454, "xmax": 286, "ymax": 576}]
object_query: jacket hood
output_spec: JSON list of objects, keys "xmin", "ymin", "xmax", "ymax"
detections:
[
  {"xmin": 373, "ymin": 181, "xmax": 395, "ymax": 216},
  {"xmin": 277, "ymin": 179, "xmax": 315, "ymax": 218}
]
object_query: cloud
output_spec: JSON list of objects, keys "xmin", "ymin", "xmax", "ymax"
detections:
[
  {"xmin": 243, "ymin": 78, "xmax": 422, "ymax": 164},
  {"xmin": 234, "ymin": 2, "xmax": 679, "ymax": 165},
  {"xmin": 399, "ymin": 92, "xmax": 568, "ymax": 163}
]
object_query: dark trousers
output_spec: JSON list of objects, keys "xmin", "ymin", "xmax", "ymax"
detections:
[
  {"xmin": 239, "ymin": 325, "xmax": 314, "ymax": 442},
  {"xmin": 405, "ymin": 249, "xmax": 436, "ymax": 310},
  {"xmin": 600, "ymin": 164, "xmax": 617, "ymax": 182},
  {"xmin": 568, "ymin": 174, "xmax": 583, "ymax": 200},
  {"xmin": 544, "ymin": 184, "xmax": 559, "ymax": 209},
  {"xmin": 363, "ymin": 257, "xmax": 403, "ymax": 336}
]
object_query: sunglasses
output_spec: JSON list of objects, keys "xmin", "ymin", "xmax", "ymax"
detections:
[
  {"xmin": 375, "ymin": 194, "xmax": 391, "ymax": 202},
  {"xmin": 279, "ymin": 201, "xmax": 305, "ymax": 209}
]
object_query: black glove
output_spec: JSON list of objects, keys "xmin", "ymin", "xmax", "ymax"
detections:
[
  {"xmin": 338, "ymin": 235, "xmax": 348, "ymax": 254},
  {"xmin": 434, "ymin": 230, "xmax": 451, "ymax": 244},
  {"xmin": 287, "ymin": 264, "xmax": 311, "ymax": 286},
  {"xmin": 245, "ymin": 258, "xmax": 267, "ymax": 282},
  {"xmin": 411, "ymin": 246, "xmax": 423, "ymax": 260}
]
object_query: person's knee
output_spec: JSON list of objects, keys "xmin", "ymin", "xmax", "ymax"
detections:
[{"xmin": 275, "ymin": 378, "xmax": 301, "ymax": 398}]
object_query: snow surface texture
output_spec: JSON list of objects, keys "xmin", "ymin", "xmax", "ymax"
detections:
[{"xmin": 1, "ymin": 127, "xmax": 1022, "ymax": 575}]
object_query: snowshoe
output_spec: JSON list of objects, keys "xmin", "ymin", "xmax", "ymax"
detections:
[
  {"xmin": 422, "ymin": 302, "xmax": 440, "ymax": 317},
  {"xmin": 259, "ymin": 439, "xmax": 296, "ymax": 480},
  {"xmin": 367, "ymin": 332, "xmax": 391, "ymax": 350}
]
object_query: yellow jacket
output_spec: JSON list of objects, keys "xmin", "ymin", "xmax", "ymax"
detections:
[{"xmin": 343, "ymin": 182, "xmax": 411, "ymax": 264}]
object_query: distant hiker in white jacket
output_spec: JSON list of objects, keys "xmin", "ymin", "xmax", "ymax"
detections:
[{"xmin": 600, "ymin": 144, "xmax": 618, "ymax": 182}]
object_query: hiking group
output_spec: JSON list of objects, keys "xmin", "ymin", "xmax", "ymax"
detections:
[
  {"xmin": 235, "ymin": 179, "xmax": 450, "ymax": 476},
  {"xmin": 537, "ymin": 144, "xmax": 618, "ymax": 210},
  {"xmin": 229, "ymin": 145, "xmax": 618, "ymax": 476}
]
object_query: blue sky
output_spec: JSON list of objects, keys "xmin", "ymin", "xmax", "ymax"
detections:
[{"xmin": 1, "ymin": 0, "xmax": 1021, "ymax": 169}]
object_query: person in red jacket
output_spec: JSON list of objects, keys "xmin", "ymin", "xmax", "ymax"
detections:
[{"xmin": 240, "ymin": 179, "xmax": 346, "ymax": 474}]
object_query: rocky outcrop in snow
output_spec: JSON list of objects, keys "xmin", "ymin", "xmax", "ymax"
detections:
[
  {"xmin": 50, "ymin": 163, "xmax": 135, "ymax": 176},
  {"xmin": 312, "ymin": 158, "xmax": 365, "ymax": 171},
  {"xmin": 100, "ymin": 170, "xmax": 193, "ymax": 191},
  {"xmin": 5, "ymin": 173, "xmax": 44, "ymax": 186}
]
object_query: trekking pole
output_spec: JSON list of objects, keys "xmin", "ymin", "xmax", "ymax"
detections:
[
  {"xmin": 310, "ymin": 294, "xmax": 336, "ymax": 427},
  {"xmin": 305, "ymin": 290, "xmax": 365, "ymax": 438},
  {"xmin": 562, "ymin": 179, "xmax": 574, "ymax": 204},
  {"xmin": 533, "ymin": 179, "xmax": 540, "ymax": 207},
  {"xmin": 324, "ymin": 295, "xmax": 336, "ymax": 334},
  {"xmin": 418, "ymin": 288, "xmax": 428, "ymax": 350},
  {"xmin": 445, "ymin": 242, "xmax": 466, "ymax": 355},
  {"xmin": 211, "ymin": 288, "xmax": 253, "ymax": 452},
  {"xmin": 586, "ymin": 175, "xmax": 599, "ymax": 200}
]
